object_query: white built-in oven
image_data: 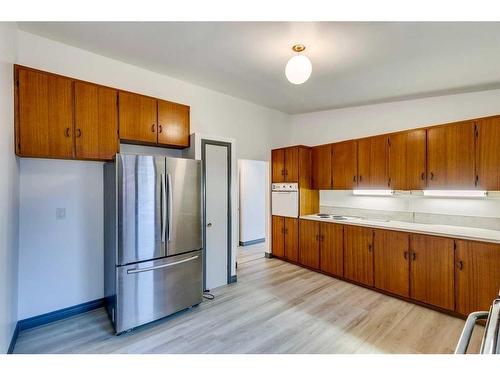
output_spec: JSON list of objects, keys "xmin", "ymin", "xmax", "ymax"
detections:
[{"xmin": 271, "ymin": 183, "xmax": 298, "ymax": 218}]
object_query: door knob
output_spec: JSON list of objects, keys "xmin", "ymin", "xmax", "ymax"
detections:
[{"xmin": 207, "ymin": 223, "xmax": 212, "ymax": 228}]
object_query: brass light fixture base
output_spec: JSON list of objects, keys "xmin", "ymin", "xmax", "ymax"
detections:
[{"xmin": 292, "ymin": 44, "xmax": 306, "ymax": 53}]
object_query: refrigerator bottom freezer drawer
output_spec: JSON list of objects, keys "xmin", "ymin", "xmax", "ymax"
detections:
[{"xmin": 116, "ymin": 250, "xmax": 203, "ymax": 333}]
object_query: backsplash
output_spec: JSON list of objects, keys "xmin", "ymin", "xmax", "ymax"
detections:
[{"xmin": 319, "ymin": 191, "xmax": 500, "ymax": 230}]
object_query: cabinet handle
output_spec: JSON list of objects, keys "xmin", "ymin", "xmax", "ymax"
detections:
[
  {"xmin": 315, "ymin": 234, "xmax": 320, "ymax": 242},
  {"xmin": 430, "ymin": 172, "xmax": 434, "ymax": 180},
  {"xmin": 76, "ymin": 129, "xmax": 82, "ymax": 138},
  {"xmin": 151, "ymin": 124, "xmax": 156, "ymax": 133},
  {"xmin": 368, "ymin": 244, "xmax": 372, "ymax": 252},
  {"xmin": 359, "ymin": 175, "xmax": 363, "ymax": 182},
  {"xmin": 387, "ymin": 177, "xmax": 391, "ymax": 187},
  {"xmin": 281, "ymin": 169, "xmax": 285, "ymax": 176},
  {"xmin": 353, "ymin": 175, "xmax": 357, "ymax": 182},
  {"xmin": 404, "ymin": 251, "xmax": 409, "ymax": 260},
  {"xmin": 475, "ymin": 175, "xmax": 479, "ymax": 187},
  {"xmin": 281, "ymin": 227, "xmax": 285, "ymax": 234},
  {"xmin": 158, "ymin": 125, "xmax": 163, "ymax": 134},
  {"xmin": 412, "ymin": 252, "xmax": 416, "ymax": 261},
  {"xmin": 457, "ymin": 260, "xmax": 463, "ymax": 270},
  {"xmin": 65, "ymin": 127, "xmax": 71, "ymax": 137},
  {"xmin": 421, "ymin": 172, "xmax": 425, "ymax": 181}
]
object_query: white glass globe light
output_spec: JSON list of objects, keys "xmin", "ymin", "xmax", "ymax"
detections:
[{"xmin": 285, "ymin": 54, "xmax": 312, "ymax": 84}]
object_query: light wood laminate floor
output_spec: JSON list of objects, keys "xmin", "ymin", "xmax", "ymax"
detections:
[{"xmin": 14, "ymin": 256, "xmax": 484, "ymax": 354}]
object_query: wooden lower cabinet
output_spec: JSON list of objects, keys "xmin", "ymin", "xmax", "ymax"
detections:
[
  {"xmin": 284, "ymin": 218, "xmax": 299, "ymax": 262},
  {"xmin": 374, "ymin": 230, "xmax": 410, "ymax": 298},
  {"xmin": 272, "ymin": 216, "xmax": 298, "ymax": 261},
  {"xmin": 272, "ymin": 216, "xmax": 285, "ymax": 258},
  {"xmin": 299, "ymin": 220, "xmax": 320, "ymax": 269},
  {"xmin": 455, "ymin": 240, "xmax": 500, "ymax": 315},
  {"xmin": 320, "ymin": 222, "xmax": 344, "ymax": 277},
  {"xmin": 410, "ymin": 234, "xmax": 455, "ymax": 310},
  {"xmin": 344, "ymin": 226, "xmax": 374, "ymax": 286}
]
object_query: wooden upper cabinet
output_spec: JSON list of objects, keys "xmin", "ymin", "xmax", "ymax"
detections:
[
  {"xmin": 320, "ymin": 222, "xmax": 343, "ymax": 277},
  {"xmin": 284, "ymin": 218, "xmax": 299, "ymax": 262},
  {"xmin": 118, "ymin": 91, "xmax": 157, "ymax": 144},
  {"xmin": 357, "ymin": 136, "xmax": 389, "ymax": 188},
  {"xmin": 374, "ymin": 229, "xmax": 410, "ymax": 297},
  {"xmin": 455, "ymin": 240, "xmax": 500, "ymax": 316},
  {"xmin": 475, "ymin": 117, "xmax": 500, "ymax": 191},
  {"xmin": 157, "ymin": 99, "xmax": 190, "ymax": 148},
  {"xmin": 285, "ymin": 147, "xmax": 299, "ymax": 182},
  {"xmin": 272, "ymin": 149, "xmax": 286, "ymax": 183},
  {"xmin": 426, "ymin": 121, "xmax": 476, "ymax": 189},
  {"xmin": 388, "ymin": 130, "xmax": 426, "ymax": 190},
  {"xmin": 272, "ymin": 216, "xmax": 285, "ymax": 258},
  {"xmin": 299, "ymin": 219, "xmax": 320, "ymax": 269},
  {"xmin": 74, "ymin": 82, "xmax": 118, "ymax": 160},
  {"xmin": 405, "ymin": 129, "xmax": 427, "ymax": 190},
  {"xmin": 311, "ymin": 144, "xmax": 332, "ymax": 189},
  {"xmin": 332, "ymin": 140, "xmax": 358, "ymax": 189},
  {"xmin": 344, "ymin": 226, "xmax": 374, "ymax": 286},
  {"xmin": 410, "ymin": 234, "xmax": 455, "ymax": 310},
  {"xmin": 17, "ymin": 68, "xmax": 74, "ymax": 158}
]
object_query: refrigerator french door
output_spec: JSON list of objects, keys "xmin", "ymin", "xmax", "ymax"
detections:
[{"xmin": 104, "ymin": 154, "xmax": 203, "ymax": 334}]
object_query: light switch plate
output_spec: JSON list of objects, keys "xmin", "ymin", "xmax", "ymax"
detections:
[{"xmin": 56, "ymin": 208, "xmax": 66, "ymax": 220}]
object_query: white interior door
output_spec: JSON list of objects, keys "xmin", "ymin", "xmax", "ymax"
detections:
[{"xmin": 205, "ymin": 143, "xmax": 229, "ymax": 290}]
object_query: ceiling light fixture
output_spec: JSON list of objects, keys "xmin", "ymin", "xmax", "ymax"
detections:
[
  {"xmin": 423, "ymin": 190, "xmax": 487, "ymax": 198},
  {"xmin": 285, "ymin": 44, "xmax": 312, "ymax": 85},
  {"xmin": 352, "ymin": 189, "xmax": 394, "ymax": 196}
]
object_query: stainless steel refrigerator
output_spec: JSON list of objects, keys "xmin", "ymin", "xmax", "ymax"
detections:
[{"xmin": 104, "ymin": 153, "xmax": 203, "ymax": 334}]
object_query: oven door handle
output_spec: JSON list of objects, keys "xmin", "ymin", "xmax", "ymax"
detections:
[{"xmin": 454, "ymin": 311, "xmax": 490, "ymax": 354}]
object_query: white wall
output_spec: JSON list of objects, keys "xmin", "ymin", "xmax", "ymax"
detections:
[
  {"xmin": 238, "ymin": 159, "xmax": 267, "ymax": 243},
  {"xmin": 289, "ymin": 89, "xmax": 500, "ymax": 146},
  {"xmin": 15, "ymin": 30, "xmax": 289, "ymax": 318},
  {"xmin": 0, "ymin": 22, "xmax": 19, "ymax": 352}
]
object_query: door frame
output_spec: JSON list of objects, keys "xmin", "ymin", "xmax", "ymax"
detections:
[{"xmin": 201, "ymin": 139, "xmax": 232, "ymax": 290}]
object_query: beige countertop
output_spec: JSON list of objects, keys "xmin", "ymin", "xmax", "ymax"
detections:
[{"xmin": 300, "ymin": 214, "xmax": 500, "ymax": 244}]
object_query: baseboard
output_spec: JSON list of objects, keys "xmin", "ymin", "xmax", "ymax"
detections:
[
  {"xmin": 239, "ymin": 238, "xmax": 265, "ymax": 246},
  {"xmin": 229, "ymin": 275, "xmax": 237, "ymax": 283},
  {"xmin": 265, "ymin": 252, "xmax": 273, "ymax": 258},
  {"xmin": 17, "ymin": 298, "xmax": 105, "ymax": 332},
  {"xmin": 7, "ymin": 322, "xmax": 19, "ymax": 354}
]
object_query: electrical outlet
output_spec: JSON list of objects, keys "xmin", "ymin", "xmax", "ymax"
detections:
[{"xmin": 56, "ymin": 208, "xmax": 66, "ymax": 220}]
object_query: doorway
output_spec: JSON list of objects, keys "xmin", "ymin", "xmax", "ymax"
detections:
[{"xmin": 202, "ymin": 140, "xmax": 232, "ymax": 291}]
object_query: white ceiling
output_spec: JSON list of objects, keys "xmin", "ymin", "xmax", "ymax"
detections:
[{"xmin": 17, "ymin": 22, "xmax": 500, "ymax": 114}]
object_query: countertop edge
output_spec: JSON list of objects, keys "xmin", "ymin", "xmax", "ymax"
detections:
[{"xmin": 299, "ymin": 215, "xmax": 500, "ymax": 245}]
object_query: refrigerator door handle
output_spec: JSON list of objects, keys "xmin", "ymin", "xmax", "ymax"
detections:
[
  {"xmin": 161, "ymin": 173, "xmax": 167, "ymax": 242},
  {"xmin": 126, "ymin": 255, "xmax": 199, "ymax": 274},
  {"xmin": 167, "ymin": 173, "xmax": 173, "ymax": 241}
]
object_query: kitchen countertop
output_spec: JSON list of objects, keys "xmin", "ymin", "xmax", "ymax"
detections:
[{"xmin": 300, "ymin": 214, "xmax": 500, "ymax": 244}]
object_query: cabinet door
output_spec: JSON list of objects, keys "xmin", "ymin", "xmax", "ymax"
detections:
[
  {"xmin": 427, "ymin": 121, "xmax": 475, "ymax": 189},
  {"xmin": 118, "ymin": 91, "xmax": 157, "ymax": 143},
  {"xmin": 475, "ymin": 117, "xmax": 500, "ymax": 191},
  {"xmin": 311, "ymin": 144, "xmax": 332, "ymax": 189},
  {"xmin": 285, "ymin": 147, "xmax": 299, "ymax": 182},
  {"xmin": 157, "ymin": 99, "xmax": 190, "ymax": 148},
  {"xmin": 284, "ymin": 218, "xmax": 299, "ymax": 262},
  {"xmin": 406, "ymin": 129, "xmax": 427, "ymax": 190},
  {"xmin": 74, "ymin": 82, "xmax": 118, "ymax": 160},
  {"xmin": 320, "ymin": 222, "xmax": 343, "ymax": 277},
  {"xmin": 272, "ymin": 216, "xmax": 285, "ymax": 258},
  {"xmin": 332, "ymin": 141, "xmax": 358, "ymax": 189},
  {"xmin": 410, "ymin": 234, "xmax": 455, "ymax": 310},
  {"xmin": 455, "ymin": 240, "xmax": 500, "ymax": 315},
  {"xmin": 272, "ymin": 149, "xmax": 285, "ymax": 183},
  {"xmin": 344, "ymin": 226, "xmax": 374, "ymax": 286},
  {"xmin": 374, "ymin": 229, "xmax": 410, "ymax": 297},
  {"xmin": 299, "ymin": 220, "xmax": 320, "ymax": 269},
  {"xmin": 17, "ymin": 68, "xmax": 74, "ymax": 158},
  {"xmin": 388, "ymin": 130, "xmax": 426, "ymax": 190},
  {"xmin": 357, "ymin": 136, "xmax": 389, "ymax": 188}
]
